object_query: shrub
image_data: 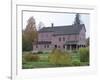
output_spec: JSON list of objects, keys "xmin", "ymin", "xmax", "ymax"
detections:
[
  {"xmin": 22, "ymin": 58, "xmax": 26, "ymax": 64},
  {"xmin": 72, "ymin": 50, "xmax": 78, "ymax": 53},
  {"xmin": 79, "ymin": 47, "xmax": 89, "ymax": 62},
  {"xmin": 23, "ymin": 52, "xmax": 39, "ymax": 62},
  {"xmin": 37, "ymin": 51, "xmax": 43, "ymax": 54},
  {"xmin": 48, "ymin": 49, "xmax": 72, "ymax": 66},
  {"xmin": 44, "ymin": 52, "xmax": 49, "ymax": 54},
  {"xmin": 72, "ymin": 59, "xmax": 81, "ymax": 66}
]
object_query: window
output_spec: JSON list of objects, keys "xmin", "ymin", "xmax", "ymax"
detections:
[
  {"xmin": 59, "ymin": 37, "xmax": 61, "ymax": 41},
  {"xmin": 58, "ymin": 45, "xmax": 60, "ymax": 48},
  {"xmin": 75, "ymin": 35, "xmax": 77, "ymax": 40},
  {"xmin": 68, "ymin": 35, "xmax": 70, "ymax": 40},
  {"xmin": 36, "ymin": 45, "xmax": 38, "ymax": 48},
  {"xmin": 46, "ymin": 34, "xmax": 48, "ymax": 37},
  {"xmin": 44, "ymin": 45, "xmax": 46, "ymax": 48},
  {"xmin": 55, "ymin": 45, "xmax": 57, "ymax": 48},
  {"xmin": 80, "ymin": 37, "xmax": 81, "ymax": 40},
  {"xmin": 63, "ymin": 45, "xmax": 65, "ymax": 48},
  {"xmin": 44, "ymin": 45, "xmax": 49, "ymax": 48},
  {"xmin": 47, "ymin": 45, "xmax": 49, "ymax": 48},
  {"xmin": 63, "ymin": 37, "xmax": 65, "ymax": 41}
]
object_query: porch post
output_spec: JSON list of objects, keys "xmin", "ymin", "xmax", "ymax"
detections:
[
  {"xmin": 64, "ymin": 45, "xmax": 66, "ymax": 51},
  {"xmin": 66, "ymin": 45, "xmax": 67, "ymax": 51},
  {"xmin": 76, "ymin": 45, "xmax": 78, "ymax": 50},
  {"xmin": 69, "ymin": 45, "xmax": 72, "ymax": 51}
]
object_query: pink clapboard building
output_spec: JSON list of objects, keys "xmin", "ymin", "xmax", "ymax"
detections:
[{"xmin": 33, "ymin": 23, "xmax": 86, "ymax": 52}]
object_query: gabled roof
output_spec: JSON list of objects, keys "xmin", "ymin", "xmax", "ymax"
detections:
[{"xmin": 38, "ymin": 24, "xmax": 85, "ymax": 35}]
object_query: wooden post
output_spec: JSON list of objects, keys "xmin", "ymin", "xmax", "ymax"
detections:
[
  {"xmin": 66, "ymin": 45, "xmax": 68, "ymax": 51},
  {"xmin": 65, "ymin": 45, "xmax": 66, "ymax": 51},
  {"xmin": 69, "ymin": 45, "xmax": 72, "ymax": 51},
  {"xmin": 76, "ymin": 45, "xmax": 78, "ymax": 50}
]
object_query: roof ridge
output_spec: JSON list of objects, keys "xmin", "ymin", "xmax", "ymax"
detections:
[{"xmin": 41, "ymin": 24, "xmax": 84, "ymax": 29}]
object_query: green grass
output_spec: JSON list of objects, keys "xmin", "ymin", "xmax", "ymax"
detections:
[
  {"xmin": 22, "ymin": 51, "xmax": 89, "ymax": 69},
  {"xmin": 22, "ymin": 52, "xmax": 52, "ymax": 69},
  {"xmin": 23, "ymin": 61, "xmax": 52, "ymax": 69}
]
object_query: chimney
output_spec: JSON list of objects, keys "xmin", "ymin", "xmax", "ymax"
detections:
[{"xmin": 51, "ymin": 23, "xmax": 54, "ymax": 27}]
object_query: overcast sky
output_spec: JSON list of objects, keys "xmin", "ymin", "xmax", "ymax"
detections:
[{"xmin": 23, "ymin": 11, "xmax": 90, "ymax": 38}]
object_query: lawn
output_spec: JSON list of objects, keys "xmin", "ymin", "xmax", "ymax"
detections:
[{"xmin": 22, "ymin": 50, "xmax": 89, "ymax": 69}]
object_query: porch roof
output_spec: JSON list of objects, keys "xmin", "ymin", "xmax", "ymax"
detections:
[{"xmin": 65, "ymin": 41, "xmax": 78, "ymax": 45}]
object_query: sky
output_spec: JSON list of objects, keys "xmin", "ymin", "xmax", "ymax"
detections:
[{"xmin": 23, "ymin": 11, "xmax": 90, "ymax": 38}]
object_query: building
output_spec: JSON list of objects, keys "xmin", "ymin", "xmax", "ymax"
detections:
[{"xmin": 33, "ymin": 23, "xmax": 86, "ymax": 52}]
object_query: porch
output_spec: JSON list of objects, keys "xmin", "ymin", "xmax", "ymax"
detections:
[{"xmin": 64, "ymin": 41, "xmax": 85, "ymax": 51}]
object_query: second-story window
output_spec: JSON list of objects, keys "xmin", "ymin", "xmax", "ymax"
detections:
[
  {"xmin": 80, "ymin": 37, "xmax": 81, "ymax": 40},
  {"xmin": 75, "ymin": 35, "xmax": 77, "ymax": 40},
  {"xmin": 46, "ymin": 34, "xmax": 48, "ymax": 37},
  {"xmin": 63, "ymin": 37, "xmax": 65, "ymax": 41},
  {"xmin": 68, "ymin": 35, "xmax": 70, "ymax": 40},
  {"xmin": 59, "ymin": 37, "xmax": 61, "ymax": 41}
]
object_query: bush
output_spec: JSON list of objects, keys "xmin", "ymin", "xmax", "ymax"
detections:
[
  {"xmin": 72, "ymin": 59, "xmax": 81, "ymax": 66},
  {"xmin": 23, "ymin": 52, "xmax": 39, "ymax": 62},
  {"xmin": 44, "ymin": 52, "xmax": 49, "ymax": 54},
  {"xmin": 48, "ymin": 49, "xmax": 72, "ymax": 66},
  {"xmin": 37, "ymin": 51, "xmax": 43, "ymax": 54},
  {"xmin": 79, "ymin": 47, "xmax": 89, "ymax": 62},
  {"xmin": 22, "ymin": 58, "xmax": 26, "ymax": 64},
  {"xmin": 72, "ymin": 50, "xmax": 78, "ymax": 53}
]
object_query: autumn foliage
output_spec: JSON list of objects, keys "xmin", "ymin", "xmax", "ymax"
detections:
[
  {"xmin": 48, "ymin": 49, "xmax": 72, "ymax": 66},
  {"xmin": 22, "ymin": 17, "xmax": 38, "ymax": 51}
]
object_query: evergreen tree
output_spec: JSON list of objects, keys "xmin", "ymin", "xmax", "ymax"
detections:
[
  {"xmin": 74, "ymin": 13, "xmax": 81, "ymax": 25},
  {"xmin": 86, "ymin": 37, "xmax": 89, "ymax": 47}
]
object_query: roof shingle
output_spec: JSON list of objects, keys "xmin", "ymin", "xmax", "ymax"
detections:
[{"xmin": 38, "ymin": 24, "xmax": 85, "ymax": 35}]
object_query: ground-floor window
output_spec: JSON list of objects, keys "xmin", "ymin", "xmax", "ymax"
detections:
[
  {"xmin": 44, "ymin": 45, "xmax": 46, "ymax": 48},
  {"xmin": 63, "ymin": 45, "xmax": 65, "ymax": 48},
  {"xmin": 36, "ymin": 45, "xmax": 38, "ymax": 48},
  {"xmin": 44, "ymin": 45, "xmax": 49, "ymax": 48},
  {"xmin": 55, "ymin": 45, "xmax": 57, "ymax": 48},
  {"xmin": 47, "ymin": 45, "xmax": 49, "ymax": 48}
]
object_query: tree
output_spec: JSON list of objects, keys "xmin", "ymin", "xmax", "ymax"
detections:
[
  {"xmin": 79, "ymin": 47, "xmax": 89, "ymax": 62},
  {"xmin": 22, "ymin": 16, "xmax": 38, "ymax": 51},
  {"xmin": 86, "ymin": 37, "xmax": 89, "ymax": 47},
  {"xmin": 74, "ymin": 13, "xmax": 81, "ymax": 25}
]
